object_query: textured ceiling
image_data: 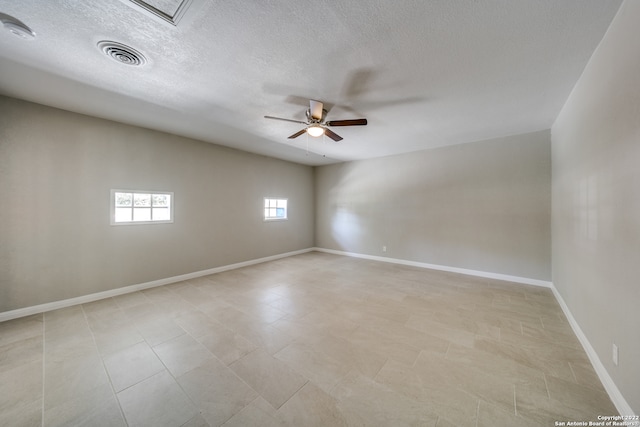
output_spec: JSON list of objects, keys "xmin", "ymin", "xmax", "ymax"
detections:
[{"xmin": 0, "ymin": 0, "xmax": 622, "ymax": 165}]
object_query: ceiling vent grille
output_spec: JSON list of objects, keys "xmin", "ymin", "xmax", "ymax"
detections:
[{"xmin": 97, "ymin": 41, "xmax": 147, "ymax": 66}]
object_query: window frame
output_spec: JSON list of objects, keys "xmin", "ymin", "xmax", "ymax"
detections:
[
  {"xmin": 110, "ymin": 189, "xmax": 174, "ymax": 225},
  {"xmin": 263, "ymin": 197, "xmax": 288, "ymax": 221}
]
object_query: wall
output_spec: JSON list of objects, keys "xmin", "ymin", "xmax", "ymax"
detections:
[
  {"xmin": 551, "ymin": 0, "xmax": 639, "ymax": 413},
  {"xmin": 0, "ymin": 96, "xmax": 314, "ymax": 312},
  {"xmin": 315, "ymin": 130, "xmax": 551, "ymax": 281}
]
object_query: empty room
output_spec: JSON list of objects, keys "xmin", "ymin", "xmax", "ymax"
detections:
[{"xmin": 1, "ymin": 0, "xmax": 638, "ymax": 426}]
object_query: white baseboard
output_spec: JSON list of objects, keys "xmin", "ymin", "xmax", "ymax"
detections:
[
  {"xmin": 0, "ymin": 248, "xmax": 314, "ymax": 323},
  {"xmin": 550, "ymin": 285, "xmax": 635, "ymax": 416},
  {"xmin": 313, "ymin": 247, "xmax": 553, "ymax": 288}
]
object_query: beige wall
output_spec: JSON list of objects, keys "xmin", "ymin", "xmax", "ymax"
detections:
[
  {"xmin": 552, "ymin": 0, "xmax": 639, "ymax": 413},
  {"xmin": 0, "ymin": 96, "xmax": 314, "ymax": 312},
  {"xmin": 315, "ymin": 130, "xmax": 551, "ymax": 281}
]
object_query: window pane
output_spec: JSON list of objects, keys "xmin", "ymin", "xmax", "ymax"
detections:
[
  {"xmin": 153, "ymin": 207, "xmax": 170, "ymax": 221},
  {"xmin": 113, "ymin": 190, "xmax": 172, "ymax": 225},
  {"xmin": 133, "ymin": 207, "xmax": 152, "ymax": 221},
  {"xmin": 134, "ymin": 193, "xmax": 151, "ymax": 207},
  {"xmin": 264, "ymin": 198, "xmax": 287, "ymax": 220},
  {"xmin": 115, "ymin": 207, "xmax": 132, "ymax": 222},
  {"xmin": 115, "ymin": 192, "xmax": 133, "ymax": 207},
  {"xmin": 152, "ymin": 194, "xmax": 170, "ymax": 207}
]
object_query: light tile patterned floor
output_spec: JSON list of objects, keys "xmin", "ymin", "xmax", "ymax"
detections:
[{"xmin": 0, "ymin": 252, "xmax": 617, "ymax": 426}]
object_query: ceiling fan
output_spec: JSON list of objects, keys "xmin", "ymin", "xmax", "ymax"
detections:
[{"xmin": 265, "ymin": 99, "xmax": 367, "ymax": 141}]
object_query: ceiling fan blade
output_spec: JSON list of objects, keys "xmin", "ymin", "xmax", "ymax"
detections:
[
  {"xmin": 325, "ymin": 118, "xmax": 368, "ymax": 127},
  {"xmin": 309, "ymin": 100, "xmax": 324, "ymax": 121},
  {"xmin": 342, "ymin": 68, "xmax": 375, "ymax": 99},
  {"xmin": 264, "ymin": 115, "xmax": 307, "ymax": 125},
  {"xmin": 288, "ymin": 129, "xmax": 307, "ymax": 139},
  {"xmin": 324, "ymin": 128, "xmax": 343, "ymax": 142}
]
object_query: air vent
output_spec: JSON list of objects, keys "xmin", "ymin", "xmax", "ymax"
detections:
[{"xmin": 97, "ymin": 41, "xmax": 146, "ymax": 66}]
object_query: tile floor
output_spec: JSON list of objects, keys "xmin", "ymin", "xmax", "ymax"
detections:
[{"xmin": 0, "ymin": 252, "xmax": 617, "ymax": 426}]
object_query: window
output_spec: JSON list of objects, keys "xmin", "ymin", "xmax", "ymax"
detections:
[
  {"xmin": 111, "ymin": 190, "xmax": 173, "ymax": 225},
  {"xmin": 264, "ymin": 198, "xmax": 287, "ymax": 221}
]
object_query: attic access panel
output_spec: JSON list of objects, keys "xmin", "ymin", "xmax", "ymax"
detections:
[{"xmin": 119, "ymin": 0, "xmax": 203, "ymax": 26}]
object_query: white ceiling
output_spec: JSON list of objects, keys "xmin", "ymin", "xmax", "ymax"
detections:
[{"xmin": 0, "ymin": 0, "xmax": 622, "ymax": 165}]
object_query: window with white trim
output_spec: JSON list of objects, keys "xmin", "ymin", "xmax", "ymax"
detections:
[
  {"xmin": 264, "ymin": 198, "xmax": 287, "ymax": 221},
  {"xmin": 111, "ymin": 190, "xmax": 173, "ymax": 225}
]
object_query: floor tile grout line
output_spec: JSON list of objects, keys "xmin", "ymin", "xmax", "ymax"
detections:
[
  {"xmin": 568, "ymin": 361, "xmax": 578, "ymax": 384},
  {"xmin": 273, "ymin": 379, "xmax": 310, "ymax": 412},
  {"xmin": 148, "ymin": 320, "xmax": 250, "ymax": 424},
  {"xmin": 542, "ymin": 372, "xmax": 551, "ymax": 400},
  {"xmin": 217, "ymin": 353, "xmax": 268, "ymax": 423},
  {"xmin": 80, "ymin": 303, "xmax": 130, "ymax": 427},
  {"xmin": 444, "ymin": 342, "xmax": 451, "ymax": 359}
]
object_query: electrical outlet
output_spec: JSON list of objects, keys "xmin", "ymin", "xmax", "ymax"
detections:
[
  {"xmin": 382, "ymin": 246, "xmax": 387, "ymax": 252},
  {"xmin": 612, "ymin": 343, "xmax": 619, "ymax": 366}
]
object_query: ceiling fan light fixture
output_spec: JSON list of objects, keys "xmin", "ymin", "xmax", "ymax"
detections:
[{"xmin": 307, "ymin": 125, "xmax": 325, "ymax": 137}]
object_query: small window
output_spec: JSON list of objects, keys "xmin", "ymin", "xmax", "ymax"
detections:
[
  {"xmin": 111, "ymin": 190, "xmax": 173, "ymax": 225},
  {"xmin": 264, "ymin": 198, "xmax": 287, "ymax": 221}
]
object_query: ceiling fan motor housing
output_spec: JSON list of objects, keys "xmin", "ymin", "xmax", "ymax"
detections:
[{"xmin": 306, "ymin": 108, "xmax": 327, "ymax": 123}]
